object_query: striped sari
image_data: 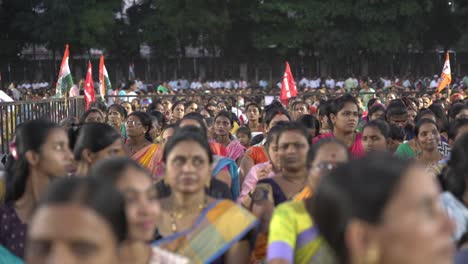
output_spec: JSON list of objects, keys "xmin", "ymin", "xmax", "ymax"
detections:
[
  {"xmin": 268, "ymin": 201, "xmax": 335, "ymax": 264},
  {"xmin": 154, "ymin": 200, "xmax": 258, "ymax": 264},
  {"xmin": 132, "ymin": 144, "xmax": 162, "ymax": 176}
]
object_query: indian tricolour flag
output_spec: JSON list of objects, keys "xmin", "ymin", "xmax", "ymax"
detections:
[
  {"xmin": 99, "ymin": 54, "xmax": 111, "ymax": 100},
  {"xmin": 55, "ymin": 44, "xmax": 74, "ymax": 97}
]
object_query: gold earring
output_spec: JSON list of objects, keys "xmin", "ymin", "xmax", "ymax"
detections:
[{"xmin": 365, "ymin": 244, "xmax": 380, "ymax": 264}]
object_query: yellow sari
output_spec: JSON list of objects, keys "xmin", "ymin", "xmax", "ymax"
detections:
[{"xmin": 132, "ymin": 144, "xmax": 162, "ymax": 176}]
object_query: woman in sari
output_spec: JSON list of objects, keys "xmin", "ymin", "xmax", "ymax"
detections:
[
  {"xmin": 239, "ymin": 107, "xmax": 291, "ymax": 184},
  {"xmin": 124, "ymin": 111, "xmax": 162, "ymax": 175},
  {"xmin": 312, "ymin": 153, "xmax": 455, "ymax": 264},
  {"xmin": 90, "ymin": 158, "xmax": 189, "ymax": 263},
  {"xmin": 313, "ymin": 94, "xmax": 364, "ymax": 158},
  {"xmin": 107, "ymin": 104, "xmax": 128, "ymax": 142},
  {"xmin": 213, "ymin": 110, "xmax": 246, "ymax": 162},
  {"xmin": 267, "ymin": 139, "xmax": 350, "ymax": 264},
  {"xmin": 245, "ymin": 103, "xmax": 264, "ymax": 133},
  {"xmin": 73, "ymin": 123, "xmax": 125, "ymax": 176},
  {"xmin": 396, "ymin": 109, "xmax": 451, "ymax": 159},
  {"xmin": 153, "ymin": 127, "xmax": 258, "ymax": 263},
  {"xmin": 251, "ymin": 122, "xmax": 312, "ymax": 262}
]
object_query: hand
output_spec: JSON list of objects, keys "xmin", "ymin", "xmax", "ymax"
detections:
[{"xmin": 256, "ymin": 164, "xmax": 272, "ymax": 180}]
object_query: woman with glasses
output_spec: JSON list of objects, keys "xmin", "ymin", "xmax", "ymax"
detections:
[
  {"xmin": 124, "ymin": 111, "xmax": 162, "ymax": 176},
  {"xmin": 267, "ymin": 139, "xmax": 350, "ymax": 264},
  {"xmin": 250, "ymin": 122, "xmax": 312, "ymax": 262}
]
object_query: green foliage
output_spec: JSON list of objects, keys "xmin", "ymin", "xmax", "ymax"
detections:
[{"xmin": 0, "ymin": 0, "xmax": 467, "ymax": 64}]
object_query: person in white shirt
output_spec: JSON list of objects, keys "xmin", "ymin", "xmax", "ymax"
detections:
[
  {"xmin": 299, "ymin": 77, "xmax": 309, "ymax": 88},
  {"xmin": 239, "ymin": 79, "xmax": 248, "ymax": 89},
  {"xmin": 0, "ymin": 90, "xmax": 14, "ymax": 102},
  {"xmin": 430, "ymin": 75, "xmax": 439, "ymax": 89},
  {"xmin": 325, "ymin": 76, "xmax": 335, "ymax": 89},
  {"xmin": 224, "ymin": 80, "xmax": 232, "ymax": 89}
]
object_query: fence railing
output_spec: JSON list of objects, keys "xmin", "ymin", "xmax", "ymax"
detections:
[{"xmin": 0, "ymin": 97, "xmax": 86, "ymax": 154}]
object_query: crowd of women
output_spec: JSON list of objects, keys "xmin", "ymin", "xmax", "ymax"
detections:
[{"xmin": 1, "ymin": 89, "xmax": 468, "ymax": 264}]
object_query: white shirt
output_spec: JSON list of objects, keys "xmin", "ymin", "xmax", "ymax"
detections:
[
  {"xmin": 0, "ymin": 90, "xmax": 14, "ymax": 102},
  {"xmin": 430, "ymin": 79, "xmax": 439, "ymax": 88},
  {"xmin": 325, "ymin": 78, "xmax": 335, "ymax": 88}
]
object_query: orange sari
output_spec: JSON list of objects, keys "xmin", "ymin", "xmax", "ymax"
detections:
[{"xmin": 132, "ymin": 144, "xmax": 162, "ymax": 176}]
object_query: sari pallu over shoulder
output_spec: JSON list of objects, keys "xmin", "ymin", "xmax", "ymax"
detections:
[
  {"xmin": 132, "ymin": 144, "xmax": 162, "ymax": 176},
  {"xmin": 153, "ymin": 200, "xmax": 258, "ymax": 264}
]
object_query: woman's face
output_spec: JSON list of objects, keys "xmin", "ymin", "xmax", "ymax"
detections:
[
  {"xmin": 172, "ymin": 104, "xmax": 185, "ymax": 120},
  {"xmin": 417, "ymin": 123, "xmax": 440, "ymax": 152},
  {"xmin": 84, "ymin": 112, "xmax": 103, "ymax": 123},
  {"xmin": 116, "ymin": 168, "xmax": 160, "ymax": 241},
  {"xmin": 423, "ymin": 97, "xmax": 431, "ymax": 108},
  {"xmin": 161, "ymin": 128, "xmax": 175, "ymax": 146},
  {"xmin": 161, "ymin": 100, "xmax": 172, "ymax": 112},
  {"xmin": 155, "ymin": 103, "xmax": 165, "ymax": 113},
  {"xmin": 107, "ymin": 107, "xmax": 123, "ymax": 126},
  {"xmin": 149, "ymin": 120, "xmax": 161, "ymax": 142},
  {"xmin": 165, "ymin": 140, "xmax": 211, "ymax": 194},
  {"xmin": 92, "ymin": 139, "xmax": 125, "ymax": 164},
  {"xmin": 27, "ymin": 205, "xmax": 119, "ymax": 264},
  {"xmin": 125, "ymin": 116, "xmax": 146, "ymax": 138},
  {"xmin": 386, "ymin": 94, "xmax": 396, "ymax": 104},
  {"xmin": 293, "ymin": 103, "xmax": 308, "ymax": 120},
  {"xmin": 247, "ymin": 105, "xmax": 260, "ymax": 122},
  {"xmin": 267, "ymin": 114, "xmax": 290, "ymax": 133},
  {"xmin": 187, "ymin": 103, "xmax": 198, "ymax": 113},
  {"xmin": 408, "ymin": 109, "xmax": 417, "ymax": 126},
  {"xmin": 266, "ymin": 138, "xmax": 281, "ymax": 170},
  {"xmin": 214, "ymin": 116, "xmax": 232, "ymax": 136},
  {"xmin": 361, "ymin": 166, "xmax": 454, "ymax": 264},
  {"xmin": 278, "ymin": 130, "xmax": 310, "ymax": 173},
  {"xmin": 308, "ymin": 143, "xmax": 348, "ymax": 189},
  {"xmin": 31, "ymin": 129, "xmax": 73, "ymax": 192},
  {"xmin": 362, "ymin": 126, "xmax": 388, "ymax": 153},
  {"xmin": 369, "ymin": 110, "xmax": 385, "ymax": 121},
  {"xmin": 331, "ymin": 102, "xmax": 359, "ymax": 133},
  {"xmin": 121, "ymin": 103, "xmax": 133, "ymax": 115}
]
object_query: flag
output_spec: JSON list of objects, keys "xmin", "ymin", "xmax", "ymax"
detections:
[
  {"xmin": 84, "ymin": 61, "xmax": 96, "ymax": 109},
  {"xmin": 55, "ymin": 44, "xmax": 74, "ymax": 97},
  {"xmin": 436, "ymin": 52, "xmax": 452, "ymax": 93},
  {"xmin": 280, "ymin": 61, "xmax": 297, "ymax": 105},
  {"xmin": 99, "ymin": 55, "xmax": 111, "ymax": 100},
  {"xmin": 129, "ymin": 63, "xmax": 135, "ymax": 80}
]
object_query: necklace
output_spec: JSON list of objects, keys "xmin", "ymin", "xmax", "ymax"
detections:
[
  {"xmin": 169, "ymin": 195, "xmax": 208, "ymax": 233},
  {"xmin": 127, "ymin": 140, "xmax": 150, "ymax": 155}
]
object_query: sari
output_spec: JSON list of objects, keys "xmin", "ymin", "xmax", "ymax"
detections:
[
  {"xmin": 150, "ymin": 246, "xmax": 189, "ymax": 264},
  {"xmin": 251, "ymin": 178, "xmax": 312, "ymax": 262},
  {"xmin": 313, "ymin": 132, "xmax": 364, "ymax": 159},
  {"xmin": 226, "ymin": 140, "xmax": 246, "ymax": 161},
  {"xmin": 267, "ymin": 201, "xmax": 335, "ymax": 264},
  {"xmin": 245, "ymin": 146, "xmax": 269, "ymax": 165},
  {"xmin": 210, "ymin": 142, "xmax": 227, "ymax": 157},
  {"xmin": 212, "ymin": 156, "xmax": 240, "ymax": 200},
  {"xmin": 154, "ymin": 200, "xmax": 258, "ymax": 264},
  {"xmin": 0, "ymin": 246, "xmax": 23, "ymax": 264},
  {"xmin": 238, "ymin": 161, "xmax": 275, "ymax": 203},
  {"xmin": 132, "ymin": 144, "xmax": 162, "ymax": 176}
]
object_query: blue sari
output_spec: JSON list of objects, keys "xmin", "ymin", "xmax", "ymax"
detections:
[{"xmin": 212, "ymin": 156, "xmax": 240, "ymax": 200}]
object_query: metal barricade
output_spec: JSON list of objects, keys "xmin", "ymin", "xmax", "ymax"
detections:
[{"xmin": 0, "ymin": 97, "xmax": 86, "ymax": 154}]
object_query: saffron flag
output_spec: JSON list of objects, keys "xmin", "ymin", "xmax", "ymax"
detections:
[
  {"xmin": 84, "ymin": 61, "xmax": 96, "ymax": 109},
  {"xmin": 55, "ymin": 44, "xmax": 74, "ymax": 97},
  {"xmin": 280, "ymin": 61, "xmax": 297, "ymax": 105},
  {"xmin": 436, "ymin": 52, "xmax": 452, "ymax": 93},
  {"xmin": 99, "ymin": 55, "xmax": 111, "ymax": 101}
]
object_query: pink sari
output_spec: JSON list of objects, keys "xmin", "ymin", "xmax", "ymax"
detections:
[{"xmin": 313, "ymin": 132, "xmax": 364, "ymax": 158}]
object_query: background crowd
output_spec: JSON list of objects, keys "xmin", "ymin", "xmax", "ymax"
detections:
[{"xmin": 1, "ymin": 75, "xmax": 468, "ymax": 264}]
